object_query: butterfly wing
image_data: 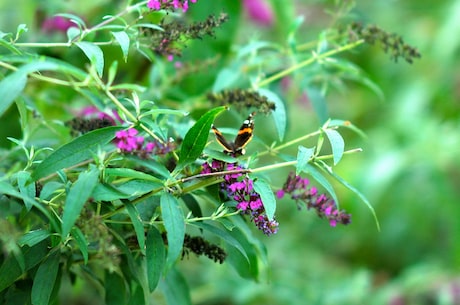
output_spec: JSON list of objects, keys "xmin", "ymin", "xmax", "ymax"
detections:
[
  {"xmin": 233, "ymin": 112, "xmax": 255, "ymax": 154},
  {"xmin": 211, "ymin": 124, "xmax": 235, "ymax": 153}
]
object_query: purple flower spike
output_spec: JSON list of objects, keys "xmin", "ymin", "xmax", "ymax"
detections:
[
  {"xmin": 278, "ymin": 172, "xmax": 352, "ymax": 226},
  {"xmin": 201, "ymin": 159, "xmax": 279, "ymax": 236}
]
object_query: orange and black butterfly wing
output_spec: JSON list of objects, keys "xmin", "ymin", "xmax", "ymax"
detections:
[
  {"xmin": 233, "ymin": 112, "xmax": 255, "ymax": 155},
  {"xmin": 211, "ymin": 124, "xmax": 235, "ymax": 153}
]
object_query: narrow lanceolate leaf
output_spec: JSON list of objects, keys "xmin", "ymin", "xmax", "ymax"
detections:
[
  {"xmin": 18, "ymin": 229, "xmax": 50, "ymax": 247},
  {"xmin": 31, "ymin": 250, "xmax": 61, "ymax": 305},
  {"xmin": 104, "ymin": 270, "xmax": 128, "ymax": 305},
  {"xmin": 212, "ymin": 67, "xmax": 241, "ymax": 92},
  {"xmin": 160, "ymin": 193, "xmax": 185, "ymax": 269},
  {"xmin": 17, "ymin": 171, "xmax": 36, "ymax": 211},
  {"xmin": 253, "ymin": 179, "xmax": 276, "ymax": 221},
  {"xmin": 111, "ymin": 31, "xmax": 130, "ymax": 61},
  {"xmin": 159, "ymin": 268, "xmax": 192, "ymax": 305},
  {"xmin": 75, "ymin": 41, "xmax": 104, "ymax": 76},
  {"xmin": 0, "ymin": 181, "xmax": 56, "ymax": 229},
  {"xmin": 55, "ymin": 13, "xmax": 87, "ymax": 29},
  {"xmin": 61, "ymin": 167, "xmax": 99, "ymax": 239},
  {"xmin": 257, "ymin": 88, "xmax": 287, "ymax": 141},
  {"xmin": 324, "ymin": 129, "xmax": 345, "ymax": 165},
  {"xmin": 31, "ymin": 126, "xmax": 123, "ymax": 181},
  {"xmin": 71, "ymin": 227, "xmax": 89, "ymax": 264},
  {"xmin": 316, "ymin": 160, "xmax": 380, "ymax": 231},
  {"xmin": 306, "ymin": 87, "xmax": 329, "ymax": 124},
  {"xmin": 296, "ymin": 145, "xmax": 315, "ymax": 175},
  {"xmin": 0, "ymin": 240, "xmax": 49, "ymax": 293},
  {"xmin": 300, "ymin": 163, "xmax": 340, "ymax": 208},
  {"xmin": 191, "ymin": 221, "xmax": 248, "ymax": 262},
  {"xmin": 104, "ymin": 168, "xmax": 164, "ymax": 183},
  {"xmin": 178, "ymin": 106, "xmax": 226, "ymax": 168},
  {"xmin": 0, "ymin": 68, "xmax": 27, "ymax": 117},
  {"xmin": 146, "ymin": 226, "xmax": 165, "ymax": 292},
  {"xmin": 124, "ymin": 200, "xmax": 146, "ymax": 255},
  {"xmin": 0, "ymin": 59, "xmax": 74, "ymax": 116}
]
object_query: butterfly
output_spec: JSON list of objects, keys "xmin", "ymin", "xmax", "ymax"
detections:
[{"xmin": 211, "ymin": 112, "xmax": 256, "ymax": 156}]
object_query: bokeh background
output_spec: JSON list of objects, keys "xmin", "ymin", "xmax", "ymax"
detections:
[{"xmin": 1, "ymin": 0, "xmax": 460, "ymax": 304}]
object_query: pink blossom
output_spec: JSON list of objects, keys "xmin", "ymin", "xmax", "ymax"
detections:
[
  {"xmin": 42, "ymin": 16, "xmax": 77, "ymax": 33},
  {"xmin": 242, "ymin": 0, "xmax": 274, "ymax": 26}
]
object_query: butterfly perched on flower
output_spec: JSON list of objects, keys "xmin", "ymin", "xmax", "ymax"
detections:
[{"xmin": 211, "ymin": 112, "xmax": 256, "ymax": 156}]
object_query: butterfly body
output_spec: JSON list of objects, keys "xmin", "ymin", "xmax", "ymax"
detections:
[{"xmin": 211, "ymin": 112, "xmax": 255, "ymax": 156}]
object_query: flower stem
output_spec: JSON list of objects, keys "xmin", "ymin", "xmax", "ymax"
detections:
[{"xmin": 256, "ymin": 39, "xmax": 365, "ymax": 88}]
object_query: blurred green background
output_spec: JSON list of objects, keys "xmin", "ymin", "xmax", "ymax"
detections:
[{"xmin": 1, "ymin": 0, "xmax": 460, "ymax": 304}]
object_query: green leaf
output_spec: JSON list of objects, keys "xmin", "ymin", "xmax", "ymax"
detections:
[
  {"xmin": 0, "ymin": 181, "xmax": 57, "ymax": 230},
  {"xmin": 253, "ymin": 179, "xmax": 276, "ymax": 221},
  {"xmin": 329, "ymin": 119, "xmax": 367, "ymax": 139},
  {"xmin": 212, "ymin": 66, "xmax": 241, "ymax": 92},
  {"xmin": 75, "ymin": 41, "xmax": 104, "ymax": 77},
  {"xmin": 31, "ymin": 250, "xmax": 61, "ymax": 305},
  {"xmin": 18, "ymin": 229, "xmax": 50, "ymax": 247},
  {"xmin": 133, "ymin": 23, "xmax": 163, "ymax": 31},
  {"xmin": 159, "ymin": 268, "xmax": 192, "ymax": 305},
  {"xmin": 181, "ymin": 194, "xmax": 202, "ymax": 218},
  {"xmin": 0, "ymin": 240, "xmax": 49, "ymax": 293},
  {"xmin": 67, "ymin": 27, "xmax": 81, "ymax": 41},
  {"xmin": 130, "ymin": 159, "xmax": 171, "ymax": 179},
  {"xmin": 287, "ymin": 16, "xmax": 304, "ymax": 51},
  {"xmin": 317, "ymin": 160, "xmax": 380, "ymax": 231},
  {"xmin": 91, "ymin": 183, "xmax": 130, "ymax": 201},
  {"xmin": 105, "ymin": 271, "xmax": 128, "ymax": 305},
  {"xmin": 301, "ymin": 163, "xmax": 340, "ymax": 208},
  {"xmin": 55, "ymin": 13, "xmax": 87, "ymax": 29},
  {"xmin": 128, "ymin": 283, "xmax": 147, "ymax": 305},
  {"xmin": 237, "ymin": 41, "xmax": 274, "ymax": 58},
  {"xmin": 139, "ymin": 108, "xmax": 188, "ymax": 119},
  {"xmin": 178, "ymin": 106, "xmax": 226, "ymax": 168},
  {"xmin": 111, "ymin": 31, "xmax": 130, "ymax": 61},
  {"xmin": 0, "ymin": 68, "xmax": 27, "ymax": 117},
  {"xmin": 31, "ymin": 126, "xmax": 123, "ymax": 181},
  {"xmin": 115, "ymin": 180, "xmax": 162, "ymax": 197},
  {"xmin": 107, "ymin": 60, "xmax": 118, "ymax": 86},
  {"xmin": 110, "ymin": 83, "xmax": 146, "ymax": 92},
  {"xmin": 39, "ymin": 181, "xmax": 63, "ymax": 200},
  {"xmin": 307, "ymin": 87, "xmax": 329, "ymax": 124},
  {"xmin": 324, "ymin": 129, "xmax": 345, "ymax": 165},
  {"xmin": 296, "ymin": 145, "xmax": 315, "ymax": 175},
  {"xmin": 257, "ymin": 88, "xmax": 287, "ymax": 141},
  {"xmin": 0, "ymin": 254, "xmax": 23, "ymax": 293},
  {"xmin": 191, "ymin": 221, "xmax": 249, "ymax": 262},
  {"xmin": 0, "ymin": 59, "xmax": 65, "ymax": 112},
  {"xmin": 71, "ymin": 227, "xmax": 89, "ymax": 264},
  {"xmin": 104, "ymin": 168, "xmax": 164, "ymax": 183},
  {"xmin": 146, "ymin": 226, "xmax": 165, "ymax": 292},
  {"xmin": 160, "ymin": 193, "xmax": 185, "ymax": 269},
  {"xmin": 206, "ymin": 145, "xmax": 240, "ymax": 162},
  {"xmin": 223, "ymin": 224, "xmax": 260, "ymax": 280},
  {"xmin": 61, "ymin": 166, "xmax": 99, "ymax": 239},
  {"xmin": 124, "ymin": 200, "xmax": 146, "ymax": 255},
  {"xmin": 0, "ymin": 37, "xmax": 22, "ymax": 54},
  {"xmin": 15, "ymin": 24, "xmax": 28, "ymax": 39},
  {"xmin": 17, "ymin": 171, "xmax": 36, "ymax": 211}
]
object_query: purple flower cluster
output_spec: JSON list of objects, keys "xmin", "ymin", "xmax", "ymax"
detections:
[
  {"xmin": 147, "ymin": 0, "xmax": 197, "ymax": 12},
  {"xmin": 78, "ymin": 106, "xmax": 122, "ymax": 125},
  {"xmin": 277, "ymin": 172, "xmax": 352, "ymax": 227},
  {"xmin": 42, "ymin": 16, "xmax": 77, "ymax": 33},
  {"xmin": 202, "ymin": 160, "xmax": 279, "ymax": 235},
  {"xmin": 115, "ymin": 128, "xmax": 174, "ymax": 158}
]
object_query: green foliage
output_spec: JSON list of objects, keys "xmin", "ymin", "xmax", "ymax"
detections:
[{"xmin": 0, "ymin": 0, "xmax": 445, "ymax": 304}]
